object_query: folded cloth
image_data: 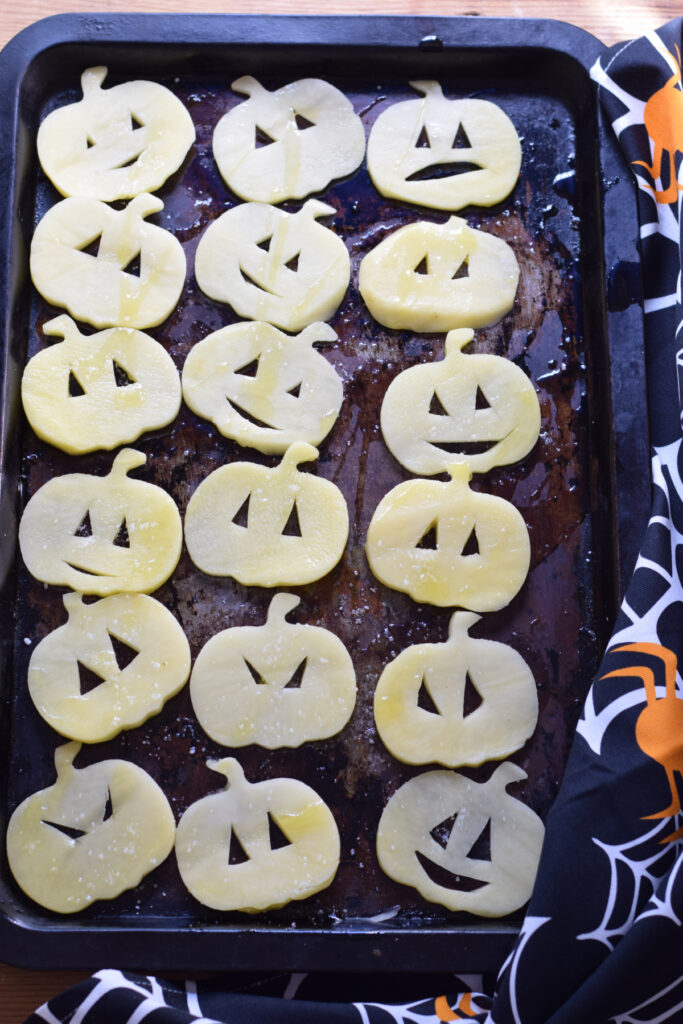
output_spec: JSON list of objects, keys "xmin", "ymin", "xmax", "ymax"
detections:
[{"xmin": 22, "ymin": 17, "xmax": 683, "ymax": 1024}]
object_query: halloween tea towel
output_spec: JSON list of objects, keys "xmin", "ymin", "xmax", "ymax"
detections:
[{"xmin": 23, "ymin": 16, "xmax": 683, "ymax": 1024}]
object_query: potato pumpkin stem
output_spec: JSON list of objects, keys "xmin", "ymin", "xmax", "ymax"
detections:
[
  {"xmin": 266, "ymin": 592, "xmax": 301, "ymax": 624},
  {"xmin": 81, "ymin": 66, "xmax": 108, "ymax": 96}
]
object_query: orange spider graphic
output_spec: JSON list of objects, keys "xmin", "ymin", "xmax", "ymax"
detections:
[
  {"xmin": 632, "ymin": 40, "xmax": 683, "ymax": 205},
  {"xmin": 602, "ymin": 642, "xmax": 683, "ymax": 842},
  {"xmin": 435, "ymin": 993, "xmax": 478, "ymax": 1020}
]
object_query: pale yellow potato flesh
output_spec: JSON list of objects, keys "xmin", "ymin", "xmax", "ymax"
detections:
[
  {"xmin": 358, "ymin": 215, "xmax": 519, "ymax": 332},
  {"xmin": 30, "ymin": 193, "xmax": 186, "ymax": 329},
  {"xmin": 191, "ymin": 592, "xmax": 356, "ymax": 748},
  {"xmin": 22, "ymin": 315, "xmax": 181, "ymax": 455},
  {"xmin": 19, "ymin": 448, "xmax": 183, "ymax": 595},
  {"xmin": 181, "ymin": 320, "xmax": 343, "ymax": 454},
  {"xmin": 374, "ymin": 610, "xmax": 538, "ymax": 767},
  {"xmin": 381, "ymin": 328, "xmax": 541, "ymax": 475},
  {"xmin": 365, "ymin": 462, "xmax": 529, "ymax": 612},
  {"xmin": 175, "ymin": 757, "xmax": 340, "ymax": 912},
  {"xmin": 184, "ymin": 441, "xmax": 349, "ymax": 586},
  {"xmin": 37, "ymin": 66, "xmax": 195, "ymax": 202},
  {"xmin": 213, "ymin": 75, "xmax": 365, "ymax": 203},
  {"xmin": 28, "ymin": 592, "xmax": 191, "ymax": 744},
  {"xmin": 368, "ymin": 81, "xmax": 521, "ymax": 211},
  {"xmin": 194, "ymin": 199, "xmax": 350, "ymax": 331},
  {"xmin": 376, "ymin": 761, "xmax": 544, "ymax": 916},
  {"xmin": 6, "ymin": 742, "xmax": 175, "ymax": 914}
]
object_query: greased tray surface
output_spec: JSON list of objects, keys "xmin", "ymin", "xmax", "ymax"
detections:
[{"xmin": 0, "ymin": 15, "xmax": 648, "ymax": 971}]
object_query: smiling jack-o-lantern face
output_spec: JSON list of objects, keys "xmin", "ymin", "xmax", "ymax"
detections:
[
  {"xmin": 6, "ymin": 741, "xmax": 175, "ymax": 913},
  {"xmin": 365, "ymin": 461, "xmax": 529, "ymax": 612},
  {"xmin": 194, "ymin": 199, "xmax": 350, "ymax": 331},
  {"xmin": 374, "ymin": 610, "xmax": 538, "ymax": 767},
  {"xmin": 28, "ymin": 591, "xmax": 191, "ymax": 744},
  {"xmin": 22, "ymin": 315, "xmax": 181, "ymax": 455},
  {"xmin": 181, "ymin": 320, "xmax": 343, "ymax": 454},
  {"xmin": 30, "ymin": 193, "xmax": 186, "ymax": 329},
  {"xmin": 19, "ymin": 448, "xmax": 183, "ymax": 595},
  {"xmin": 37, "ymin": 66, "xmax": 195, "ymax": 202},
  {"xmin": 368, "ymin": 81, "xmax": 521, "ymax": 211},
  {"xmin": 381, "ymin": 328, "xmax": 541, "ymax": 475},
  {"xmin": 185, "ymin": 441, "xmax": 349, "ymax": 587},
  {"xmin": 213, "ymin": 75, "xmax": 365, "ymax": 203},
  {"xmin": 175, "ymin": 757, "xmax": 340, "ymax": 912},
  {"xmin": 191, "ymin": 592, "xmax": 356, "ymax": 749},
  {"xmin": 376, "ymin": 761, "xmax": 544, "ymax": 916},
  {"xmin": 358, "ymin": 215, "xmax": 518, "ymax": 332}
]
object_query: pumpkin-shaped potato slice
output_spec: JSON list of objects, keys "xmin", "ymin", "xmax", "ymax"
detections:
[
  {"xmin": 22, "ymin": 315, "xmax": 181, "ymax": 455},
  {"xmin": 37, "ymin": 66, "xmax": 195, "ymax": 202},
  {"xmin": 358, "ymin": 215, "xmax": 518, "ymax": 332},
  {"xmin": 175, "ymin": 757, "xmax": 340, "ymax": 912},
  {"xmin": 28, "ymin": 592, "xmax": 191, "ymax": 743},
  {"xmin": 376, "ymin": 761, "xmax": 544, "ymax": 916},
  {"xmin": 374, "ymin": 610, "xmax": 538, "ymax": 767},
  {"xmin": 182, "ymin": 320, "xmax": 343, "ymax": 454},
  {"xmin": 213, "ymin": 75, "xmax": 365, "ymax": 203},
  {"xmin": 194, "ymin": 199, "xmax": 350, "ymax": 331},
  {"xmin": 185, "ymin": 441, "xmax": 348, "ymax": 586},
  {"xmin": 19, "ymin": 448, "xmax": 182, "ymax": 595},
  {"xmin": 30, "ymin": 193, "xmax": 186, "ymax": 329},
  {"xmin": 368, "ymin": 81, "xmax": 521, "ymax": 211},
  {"xmin": 365, "ymin": 461, "xmax": 529, "ymax": 612},
  {"xmin": 191, "ymin": 593, "xmax": 356, "ymax": 748},
  {"xmin": 381, "ymin": 328, "xmax": 540, "ymax": 475},
  {"xmin": 6, "ymin": 741, "xmax": 175, "ymax": 913}
]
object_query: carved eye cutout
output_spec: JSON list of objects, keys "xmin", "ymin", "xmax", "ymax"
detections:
[
  {"xmin": 376, "ymin": 762, "xmax": 545, "ymax": 916},
  {"xmin": 380, "ymin": 329, "xmax": 540, "ymax": 476},
  {"xmin": 30, "ymin": 195, "xmax": 186, "ymax": 330},
  {"xmin": 374, "ymin": 610, "xmax": 538, "ymax": 768},
  {"xmin": 27, "ymin": 591, "xmax": 190, "ymax": 743},
  {"xmin": 175, "ymin": 757, "xmax": 341, "ymax": 911},
  {"xmin": 212, "ymin": 76, "xmax": 365, "ymax": 203},
  {"xmin": 195, "ymin": 199, "xmax": 350, "ymax": 332},
  {"xmin": 359, "ymin": 216, "xmax": 519, "ymax": 333},
  {"xmin": 368, "ymin": 80, "xmax": 521, "ymax": 211},
  {"xmin": 190, "ymin": 593, "xmax": 356, "ymax": 749},
  {"xmin": 366, "ymin": 462, "xmax": 529, "ymax": 612},
  {"xmin": 7, "ymin": 741, "xmax": 175, "ymax": 913},
  {"xmin": 36, "ymin": 66, "xmax": 195, "ymax": 202}
]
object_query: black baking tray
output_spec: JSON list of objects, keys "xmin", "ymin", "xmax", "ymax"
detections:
[{"xmin": 0, "ymin": 14, "xmax": 649, "ymax": 972}]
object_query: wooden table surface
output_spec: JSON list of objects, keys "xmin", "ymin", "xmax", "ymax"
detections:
[{"xmin": 0, "ymin": 0, "xmax": 679, "ymax": 1020}]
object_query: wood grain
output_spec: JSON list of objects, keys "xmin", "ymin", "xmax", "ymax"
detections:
[{"xmin": 0, "ymin": 1, "xmax": 678, "ymax": 1021}]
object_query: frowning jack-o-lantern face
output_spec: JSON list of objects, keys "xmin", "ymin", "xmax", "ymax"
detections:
[
  {"xmin": 376, "ymin": 761, "xmax": 545, "ymax": 916},
  {"xmin": 367, "ymin": 81, "xmax": 521, "ymax": 211}
]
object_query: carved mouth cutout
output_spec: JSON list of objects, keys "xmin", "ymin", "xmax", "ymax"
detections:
[
  {"xmin": 430, "ymin": 440, "xmax": 501, "ymax": 456},
  {"xmin": 64, "ymin": 562, "xmax": 118, "ymax": 578},
  {"xmin": 239, "ymin": 265, "xmax": 280, "ymax": 296},
  {"xmin": 405, "ymin": 161, "xmax": 484, "ymax": 182},
  {"xmin": 415, "ymin": 850, "xmax": 488, "ymax": 891},
  {"xmin": 227, "ymin": 398, "xmax": 276, "ymax": 431}
]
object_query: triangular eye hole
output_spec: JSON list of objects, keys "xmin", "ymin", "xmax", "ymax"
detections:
[
  {"xmin": 232, "ymin": 494, "xmax": 250, "ymax": 528},
  {"xmin": 121, "ymin": 252, "xmax": 141, "ymax": 277},
  {"xmin": 475, "ymin": 386, "xmax": 490, "ymax": 410},
  {"xmin": 68, "ymin": 371, "xmax": 86, "ymax": 398},
  {"xmin": 86, "ymin": 136, "xmax": 96, "ymax": 149},
  {"xmin": 108, "ymin": 631, "xmax": 139, "ymax": 671},
  {"xmin": 255, "ymin": 125, "xmax": 276, "ymax": 148},
  {"xmin": 281, "ymin": 502, "xmax": 302, "ymax": 537},
  {"xmin": 268, "ymin": 812, "xmax": 292, "ymax": 850},
  {"xmin": 102, "ymin": 787, "xmax": 114, "ymax": 822},
  {"xmin": 453, "ymin": 123, "xmax": 471, "ymax": 149},
  {"xmin": 234, "ymin": 357, "xmax": 259, "ymax": 378},
  {"xmin": 243, "ymin": 658, "xmax": 266, "ymax": 685},
  {"xmin": 414, "ymin": 256, "xmax": 429, "ymax": 275},
  {"xmin": 452, "ymin": 258, "xmax": 469, "ymax": 280},
  {"xmin": 294, "ymin": 112, "xmax": 315, "ymax": 131},
  {"xmin": 130, "ymin": 113, "xmax": 145, "ymax": 131},
  {"xmin": 284, "ymin": 658, "xmax": 307, "ymax": 689},
  {"xmin": 416, "ymin": 676, "xmax": 440, "ymax": 715},
  {"xmin": 429, "ymin": 391, "xmax": 448, "ymax": 416},
  {"xmin": 461, "ymin": 526, "xmax": 479, "ymax": 557},
  {"xmin": 77, "ymin": 660, "xmax": 107, "ymax": 695},
  {"xmin": 113, "ymin": 360, "xmax": 136, "ymax": 387},
  {"xmin": 74, "ymin": 510, "xmax": 93, "ymax": 537},
  {"xmin": 256, "ymin": 236, "xmax": 272, "ymax": 252},
  {"xmin": 416, "ymin": 522, "xmax": 438, "ymax": 550},
  {"xmin": 415, "ymin": 125, "xmax": 431, "ymax": 148},
  {"xmin": 228, "ymin": 827, "xmax": 250, "ymax": 865},
  {"xmin": 287, "ymin": 382, "xmax": 302, "ymax": 399},
  {"xmin": 42, "ymin": 819, "xmax": 88, "ymax": 841},
  {"xmin": 430, "ymin": 812, "xmax": 458, "ymax": 849},
  {"xmin": 463, "ymin": 671, "xmax": 483, "ymax": 717},
  {"xmin": 112, "ymin": 518, "xmax": 130, "ymax": 548},
  {"xmin": 77, "ymin": 234, "xmax": 102, "ymax": 259},
  {"xmin": 466, "ymin": 819, "xmax": 491, "ymax": 861},
  {"xmin": 285, "ymin": 252, "xmax": 300, "ymax": 273}
]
